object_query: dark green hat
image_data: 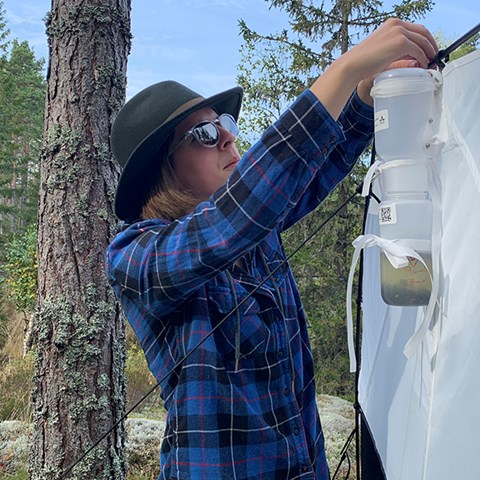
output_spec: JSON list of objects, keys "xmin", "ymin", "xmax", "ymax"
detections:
[{"xmin": 111, "ymin": 80, "xmax": 243, "ymax": 221}]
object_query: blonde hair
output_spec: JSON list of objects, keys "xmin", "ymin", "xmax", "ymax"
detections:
[{"xmin": 141, "ymin": 144, "xmax": 198, "ymax": 222}]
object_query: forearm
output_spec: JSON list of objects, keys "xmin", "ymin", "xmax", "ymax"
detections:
[{"xmin": 309, "ymin": 56, "xmax": 361, "ymax": 120}]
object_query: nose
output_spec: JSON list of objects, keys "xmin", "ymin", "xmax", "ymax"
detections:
[{"xmin": 217, "ymin": 125, "xmax": 236, "ymax": 150}]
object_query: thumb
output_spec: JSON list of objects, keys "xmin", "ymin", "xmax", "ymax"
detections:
[{"xmin": 386, "ymin": 59, "xmax": 420, "ymax": 70}]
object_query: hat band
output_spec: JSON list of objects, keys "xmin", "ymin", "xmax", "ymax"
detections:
[{"xmin": 163, "ymin": 97, "xmax": 206, "ymax": 125}]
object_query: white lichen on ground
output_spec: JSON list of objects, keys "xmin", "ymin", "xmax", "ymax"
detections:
[
  {"xmin": 0, "ymin": 395, "xmax": 356, "ymax": 477},
  {"xmin": 317, "ymin": 394, "xmax": 356, "ymax": 477},
  {"xmin": 0, "ymin": 420, "xmax": 33, "ymax": 475}
]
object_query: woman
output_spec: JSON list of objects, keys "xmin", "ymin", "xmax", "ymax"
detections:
[{"xmin": 107, "ymin": 18, "xmax": 437, "ymax": 480}]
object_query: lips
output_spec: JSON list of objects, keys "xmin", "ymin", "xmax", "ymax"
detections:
[{"xmin": 224, "ymin": 158, "xmax": 240, "ymax": 170}]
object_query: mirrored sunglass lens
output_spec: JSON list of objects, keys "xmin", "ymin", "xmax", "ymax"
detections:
[
  {"xmin": 218, "ymin": 114, "xmax": 238, "ymax": 136},
  {"xmin": 193, "ymin": 123, "xmax": 219, "ymax": 146}
]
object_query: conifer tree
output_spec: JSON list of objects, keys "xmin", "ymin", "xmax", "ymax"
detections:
[
  {"xmin": 0, "ymin": 4, "xmax": 44, "ymax": 347},
  {"xmin": 0, "ymin": 39, "xmax": 45, "ymax": 239},
  {"xmin": 0, "ymin": 1, "xmax": 9, "ymax": 53},
  {"xmin": 30, "ymin": 0, "xmax": 131, "ymax": 478}
]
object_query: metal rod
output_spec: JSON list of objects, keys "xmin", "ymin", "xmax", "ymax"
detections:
[{"xmin": 429, "ymin": 22, "xmax": 480, "ymax": 69}]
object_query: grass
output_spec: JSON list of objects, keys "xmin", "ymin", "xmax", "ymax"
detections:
[{"xmin": 0, "ymin": 469, "xmax": 29, "ymax": 479}]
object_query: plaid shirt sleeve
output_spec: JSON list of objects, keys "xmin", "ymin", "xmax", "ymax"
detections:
[
  {"xmin": 280, "ymin": 89, "xmax": 373, "ymax": 229},
  {"xmin": 107, "ymin": 89, "xmax": 373, "ymax": 317}
]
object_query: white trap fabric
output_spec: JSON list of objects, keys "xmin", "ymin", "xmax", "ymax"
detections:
[{"xmin": 359, "ymin": 49, "xmax": 480, "ymax": 480}]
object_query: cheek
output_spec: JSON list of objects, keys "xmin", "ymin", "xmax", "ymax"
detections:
[
  {"xmin": 173, "ymin": 156, "xmax": 198, "ymax": 188},
  {"xmin": 173, "ymin": 151, "xmax": 227, "ymax": 199}
]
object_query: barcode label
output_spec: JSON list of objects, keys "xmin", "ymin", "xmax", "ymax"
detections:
[
  {"xmin": 379, "ymin": 204, "xmax": 397, "ymax": 225},
  {"xmin": 375, "ymin": 109, "xmax": 389, "ymax": 132}
]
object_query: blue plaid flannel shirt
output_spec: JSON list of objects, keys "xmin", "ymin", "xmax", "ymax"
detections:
[{"xmin": 106, "ymin": 89, "xmax": 373, "ymax": 480}]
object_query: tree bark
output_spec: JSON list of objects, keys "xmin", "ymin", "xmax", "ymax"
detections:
[{"xmin": 31, "ymin": 1, "xmax": 131, "ymax": 478}]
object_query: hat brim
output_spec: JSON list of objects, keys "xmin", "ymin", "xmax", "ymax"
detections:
[{"xmin": 114, "ymin": 86, "xmax": 243, "ymax": 221}]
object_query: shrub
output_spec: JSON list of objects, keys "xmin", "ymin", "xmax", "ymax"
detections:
[
  {"xmin": 3, "ymin": 226, "xmax": 37, "ymax": 315},
  {"xmin": 0, "ymin": 353, "xmax": 34, "ymax": 421},
  {"xmin": 125, "ymin": 334, "xmax": 162, "ymax": 413},
  {"xmin": 0, "ymin": 290, "xmax": 10, "ymax": 351}
]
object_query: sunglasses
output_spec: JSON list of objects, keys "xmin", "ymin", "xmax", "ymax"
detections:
[{"xmin": 172, "ymin": 113, "xmax": 239, "ymax": 152}]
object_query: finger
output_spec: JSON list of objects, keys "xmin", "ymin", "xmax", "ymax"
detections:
[
  {"xmin": 405, "ymin": 21, "xmax": 439, "ymax": 53},
  {"xmin": 386, "ymin": 59, "xmax": 419, "ymax": 70},
  {"xmin": 380, "ymin": 19, "xmax": 438, "ymax": 67},
  {"xmin": 400, "ymin": 22, "xmax": 438, "ymax": 62},
  {"xmin": 400, "ymin": 28, "xmax": 438, "ymax": 68}
]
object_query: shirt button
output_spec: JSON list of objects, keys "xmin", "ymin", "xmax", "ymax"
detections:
[
  {"xmin": 278, "ymin": 350, "xmax": 284, "ymax": 358},
  {"xmin": 302, "ymin": 466, "xmax": 309, "ymax": 473},
  {"xmin": 284, "ymin": 388, "xmax": 290, "ymax": 396},
  {"xmin": 294, "ymin": 427, "xmax": 300, "ymax": 436}
]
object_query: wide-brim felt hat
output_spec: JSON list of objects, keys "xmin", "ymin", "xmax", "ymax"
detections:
[{"xmin": 111, "ymin": 80, "xmax": 243, "ymax": 221}]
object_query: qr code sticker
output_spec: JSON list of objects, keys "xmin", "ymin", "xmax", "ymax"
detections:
[{"xmin": 379, "ymin": 204, "xmax": 397, "ymax": 225}]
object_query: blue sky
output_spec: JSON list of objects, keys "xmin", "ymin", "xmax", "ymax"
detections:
[{"xmin": 2, "ymin": 0, "xmax": 479, "ymax": 99}]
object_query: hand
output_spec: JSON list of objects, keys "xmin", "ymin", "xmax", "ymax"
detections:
[
  {"xmin": 357, "ymin": 58, "xmax": 425, "ymax": 106},
  {"xmin": 343, "ymin": 18, "xmax": 438, "ymax": 85},
  {"xmin": 310, "ymin": 18, "xmax": 438, "ymax": 119}
]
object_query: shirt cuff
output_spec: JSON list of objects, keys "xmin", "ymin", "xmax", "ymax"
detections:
[{"xmin": 344, "ymin": 88, "xmax": 375, "ymax": 134}]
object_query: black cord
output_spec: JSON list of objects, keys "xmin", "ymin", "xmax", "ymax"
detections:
[
  {"xmin": 428, "ymin": 22, "xmax": 480, "ymax": 70},
  {"xmin": 60, "ymin": 186, "xmax": 362, "ymax": 479},
  {"xmin": 329, "ymin": 146, "xmax": 377, "ymax": 480},
  {"xmin": 332, "ymin": 428, "xmax": 356, "ymax": 480}
]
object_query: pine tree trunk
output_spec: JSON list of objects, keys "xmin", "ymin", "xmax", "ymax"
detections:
[{"xmin": 31, "ymin": 1, "xmax": 131, "ymax": 478}]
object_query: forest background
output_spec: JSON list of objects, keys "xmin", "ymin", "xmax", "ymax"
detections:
[{"xmin": 0, "ymin": 0, "xmax": 478, "ymax": 479}]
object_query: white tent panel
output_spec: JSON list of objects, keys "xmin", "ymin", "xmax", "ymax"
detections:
[{"xmin": 359, "ymin": 49, "xmax": 480, "ymax": 480}]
